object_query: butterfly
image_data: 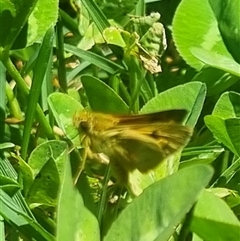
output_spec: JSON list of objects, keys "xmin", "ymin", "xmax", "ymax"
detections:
[{"xmin": 73, "ymin": 109, "xmax": 192, "ymax": 187}]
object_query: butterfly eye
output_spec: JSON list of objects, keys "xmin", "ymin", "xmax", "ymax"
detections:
[
  {"xmin": 150, "ymin": 130, "xmax": 159, "ymax": 138},
  {"xmin": 80, "ymin": 121, "xmax": 90, "ymax": 131}
]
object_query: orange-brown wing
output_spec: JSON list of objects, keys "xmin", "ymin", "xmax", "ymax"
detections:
[
  {"xmin": 104, "ymin": 123, "xmax": 192, "ymax": 173},
  {"xmin": 115, "ymin": 109, "xmax": 189, "ymax": 126}
]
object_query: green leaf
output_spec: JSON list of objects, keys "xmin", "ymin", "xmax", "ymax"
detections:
[
  {"xmin": 0, "ymin": 175, "xmax": 20, "ymax": 196},
  {"xmin": 192, "ymin": 67, "xmax": 239, "ymax": 96},
  {"xmin": 204, "ymin": 116, "xmax": 240, "ymax": 156},
  {"xmin": 104, "ymin": 164, "xmax": 213, "ymax": 241},
  {"xmin": 26, "ymin": 140, "xmax": 68, "ymax": 207},
  {"xmin": 190, "ymin": 47, "xmax": 240, "ymax": 76},
  {"xmin": 0, "ymin": 0, "xmax": 38, "ymax": 49},
  {"xmin": 191, "ymin": 190, "xmax": 240, "ymax": 241},
  {"xmin": 0, "ymin": 189, "xmax": 29, "ymax": 226},
  {"xmin": 0, "ymin": 142, "xmax": 15, "ymax": 150},
  {"xmin": 48, "ymin": 92, "xmax": 84, "ymax": 141},
  {"xmin": 78, "ymin": 22, "xmax": 105, "ymax": 50},
  {"xmin": 0, "ymin": 0, "xmax": 16, "ymax": 47},
  {"xmin": 10, "ymin": 153, "xmax": 34, "ymax": 195},
  {"xmin": 140, "ymin": 81, "xmax": 206, "ymax": 127},
  {"xmin": 225, "ymin": 163, "xmax": 240, "ymax": 194},
  {"xmin": 28, "ymin": 140, "xmax": 68, "ymax": 179},
  {"xmin": 212, "ymin": 157, "xmax": 240, "ymax": 188},
  {"xmin": 96, "ymin": 0, "xmax": 138, "ymax": 21},
  {"xmin": 212, "ymin": 91, "xmax": 240, "ymax": 118},
  {"xmin": 204, "ymin": 91, "xmax": 240, "ymax": 156},
  {"xmin": 24, "ymin": 0, "xmax": 59, "ymax": 47},
  {"xmin": 56, "ymin": 152, "xmax": 100, "ymax": 241},
  {"xmin": 209, "ymin": 187, "xmax": 240, "ymax": 208},
  {"xmin": 172, "ymin": 0, "xmax": 233, "ymax": 70},
  {"xmin": 103, "ymin": 27, "xmax": 126, "ymax": 47},
  {"xmin": 78, "ymin": 2, "xmax": 90, "ymax": 36},
  {"xmin": 64, "ymin": 43, "xmax": 125, "ymax": 74},
  {"xmin": 0, "ymin": 189, "xmax": 55, "ymax": 241},
  {"xmin": 81, "ymin": 75, "xmax": 129, "ymax": 113},
  {"xmin": 209, "ymin": 0, "xmax": 240, "ymax": 64},
  {"xmin": 81, "ymin": 0, "xmax": 110, "ymax": 32},
  {"xmin": 180, "ymin": 145, "xmax": 224, "ymax": 168},
  {"xmin": 0, "ymin": 0, "xmax": 58, "ymax": 49},
  {"xmin": 26, "ymin": 156, "xmax": 60, "ymax": 207},
  {"xmin": 21, "ymin": 26, "xmax": 55, "ymax": 159}
]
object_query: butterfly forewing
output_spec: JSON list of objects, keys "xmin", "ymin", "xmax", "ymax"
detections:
[
  {"xmin": 105, "ymin": 122, "xmax": 191, "ymax": 171},
  {"xmin": 116, "ymin": 109, "xmax": 188, "ymax": 125}
]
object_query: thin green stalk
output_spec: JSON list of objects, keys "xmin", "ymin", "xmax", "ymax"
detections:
[
  {"xmin": 146, "ymin": 72, "xmax": 157, "ymax": 96},
  {"xmin": 2, "ymin": 54, "xmax": 54, "ymax": 142},
  {"xmin": 59, "ymin": 9, "xmax": 80, "ymax": 36},
  {"xmin": 221, "ymin": 150, "xmax": 230, "ymax": 173},
  {"xmin": 212, "ymin": 156, "xmax": 240, "ymax": 187},
  {"xmin": 109, "ymin": 74, "xmax": 120, "ymax": 93},
  {"xmin": 81, "ymin": 0, "xmax": 110, "ymax": 33},
  {"xmin": 0, "ymin": 63, "xmax": 6, "ymax": 143},
  {"xmin": 21, "ymin": 26, "xmax": 55, "ymax": 159},
  {"xmin": 2, "ymin": 52, "xmax": 29, "ymax": 96},
  {"xmin": 41, "ymin": 51, "xmax": 54, "ymax": 113},
  {"xmin": 97, "ymin": 165, "xmax": 111, "ymax": 228},
  {"xmin": 0, "ymin": 215, "xmax": 5, "ymax": 241},
  {"xmin": 128, "ymin": 56, "xmax": 145, "ymax": 113},
  {"xmin": 119, "ymin": 80, "xmax": 131, "ymax": 106},
  {"xmin": 56, "ymin": 17, "xmax": 67, "ymax": 92},
  {"xmin": 177, "ymin": 208, "xmax": 194, "ymax": 241},
  {"xmin": 140, "ymin": 76, "xmax": 154, "ymax": 104},
  {"xmin": 5, "ymin": 81, "xmax": 23, "ymax": 120},
  {"xmin": 135, "ymin": 0, "xmax": 145, "ymax": 16}
]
